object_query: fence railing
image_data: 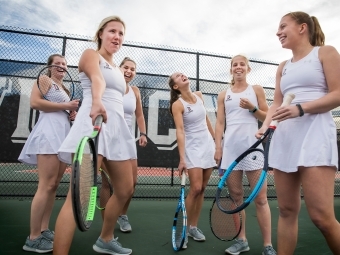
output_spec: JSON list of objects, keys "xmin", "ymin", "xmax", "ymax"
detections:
[{"xmin": 1, "ymin": 26, "xmax": 339, "ymax": 199}]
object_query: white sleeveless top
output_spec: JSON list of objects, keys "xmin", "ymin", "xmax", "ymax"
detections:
[
  {"xmin": 177, "ymin": 93, "xmax": 215, "ymax": 169},
  {"xmin": 269, "ymin": 47, "xmax": 338, "ymax": 172},
  {"xmin": 44, "ymin": 81, "xmax": 70, "ymax": 104},
  {"xmin": 178, "ymin": 94, "xmax": 207, "ymax": 134},
  {"xmin": 123, "ymin": 86, "xmax": 136, "ymax": 133},
  {"xmin": 225, "ymin": 85, "xmax": 258, "ymax": 125}
]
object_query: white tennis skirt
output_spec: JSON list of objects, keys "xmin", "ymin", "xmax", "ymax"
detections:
[
  {"xmin": 58, "ymin": 97, "xmax": 137, "ymax": 161},
  {"xmin": 18, "ymin": 111, "xmax": 72, "ymax": 165},
  {"xmin": 185, "ymin": 129, "xmax": 216, "ymax": 170},
  {"xmin": 269, "ymin": 112, "xmax": 338, "ymax": 172}
]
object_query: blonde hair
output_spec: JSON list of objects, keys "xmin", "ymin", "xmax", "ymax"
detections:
[
  {"xmin": 119, "ymin": 57, "xmax": 136, "ymax": 68},
  {"xmin": 230, "ymin": 54, "xmax": 250, "ymax": 85},
  {"xmin": 94, "ymin": 16, "xmax": 126, "ymax": 51},
  {"xmin": 284, "ymin": 11, "xmax": 325, "ymax": 46}
]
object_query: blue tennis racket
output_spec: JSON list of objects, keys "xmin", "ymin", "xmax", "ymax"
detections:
[
  {"xmin": 172, "ymin": 173, "xmax": 187, "ymax": 251},
  {"xmin": 216, "ymin": 93, "xmax": 295, "ymax": 214}
]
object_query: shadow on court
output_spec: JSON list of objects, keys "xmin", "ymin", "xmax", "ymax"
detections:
[{"xmin": 0, "ymin": 199, "xmax": 338, "ymax": 254}]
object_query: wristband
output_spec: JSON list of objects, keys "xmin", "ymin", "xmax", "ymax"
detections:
[
  {"xmin": 249, "ymin": 106, "xmax": 258, "ymax": 113},
  {"xmin": 140, "ymin": 132, "xmax": 147, "ymax": 137},
  {"xmin": 296, "ymin": 104, "xmax": 304, "ymax": 117}
]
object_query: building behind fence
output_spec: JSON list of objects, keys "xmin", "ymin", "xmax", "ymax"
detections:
[{"xmin": 1, "ymin": 26, "xmax": 339, "ymax": 199}]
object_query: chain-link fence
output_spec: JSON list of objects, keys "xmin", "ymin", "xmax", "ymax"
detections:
[{"xmin": 1, "ymin": 26, "xmax": 340, "ymax": 200}]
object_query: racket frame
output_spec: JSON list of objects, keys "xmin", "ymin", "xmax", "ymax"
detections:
[
  {"xmin": 71, "ymin": 115, "xmax": 103, "ymax": 231},
  {"xmin": 96, "ymin": 167, "xmax": 113, "ymax": 210},
  {"xmin": 172, "ymin": 173, "xmax": 187, "ymax": 251},
  {"xmin": 209, "ymin": 196, "xmax": 242, "ymax": 241},
  {"xmin": 71, "ymin": 136, "xmax": 98, "ymax": 232}
]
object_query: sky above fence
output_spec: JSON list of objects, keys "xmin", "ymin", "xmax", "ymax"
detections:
[{"xmin": 0, "ymin": 0, "xmax": 339, "ymax": 63}]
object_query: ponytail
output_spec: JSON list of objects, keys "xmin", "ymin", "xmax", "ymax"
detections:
[
  {"xmin": 310, "ymin": 16, "xmax": 325, "ymax": 46},
  {"xmin": 285, "ymin": 12, "xmax": 325, "ymax": 47},
  {"xmin": 168, "ymin": 76, "xmax": 181, "ymax": 115}
]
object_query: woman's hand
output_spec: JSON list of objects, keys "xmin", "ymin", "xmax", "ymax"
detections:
[
  {"xmin": 139, "ymin": 135, "xmax": 147, "ymax": 147},
  {"xmin": 214, "ymin": 148, "xmax": 223, "ymax": 166},
  {"xmin": 69, "ymin": 110, "xmax": 77, "ymax": 121},
  {"xmin": 90, "ymin": 100, "xmax": 107, "ymax": 125},
  {"xmin": 240, "ymin": 98, "xmax": 254, "ymax": 110},
  {"xmin": 272, "ymin": 105, "xmax": 300, "ymax": 122},
  {"xmin": 64, "ymin": 99, "xmax": 80, "ymax": 111},
  {"xmin": 255, "ymin": 125, "xmax": 268, "ymax": 139},
  {"xmin": 178, "ymin": 161, "xmax": 187, "ymax": 176}
]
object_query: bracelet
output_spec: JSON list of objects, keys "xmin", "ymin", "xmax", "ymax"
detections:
[
  {"xmin": 296, "ymin": 104, "xmax": 304, "ymax": 117},
  {"xmin": 249, "ymin": 106, "xmax": 258, "ymax": 113},
  {"xmin": 140, "ymin": 132, "xmax": 147, "ymax": 137}
]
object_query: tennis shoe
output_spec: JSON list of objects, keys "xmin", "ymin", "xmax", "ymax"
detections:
[
  {"xmin": 262, "ymin": 245, "xmax": 276, "ymax": 255},
  {"xmin": 41, "ymin": 229, "xmax": 54, "ymax": 241},
  {"xmin": 188, "ymin": 226, "xmax": 206, "ymax": 241},
  {"xmin": 93, "ymin": 237, "xmax": 132, "ymax": 255},
  {"xmin": 117, "ymin": 215, "xmax": 132, "ymax": 232},
  {"xmin": 225, "ymin": 238, "xmax": 250, "ymax": 255},
  {"xmin": 22, "ymin": 235, "xmax": 53, "ymax": 253}
]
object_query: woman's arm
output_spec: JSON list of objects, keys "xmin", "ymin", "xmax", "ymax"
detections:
[
  {"xmin": 172, "ymin": 101, "xmax": 186, "ymax": 173},
  {"xmin": 214, "ymin": 90, "xmax": 226, "ymax": 164},
  {"xmin": 78, "ymin": 49, "xmax": 107, "ymax": 123},
  {"xmin": 30, "ymin": 77, "xmax": 79, "ymax": 112},
  {"xmin": 131, "ymin": 86, "xmax": 147, "ymax": 146},
  {"xmin": 252, "ymin": 85, "xmax": 269, "ymax": 122}
]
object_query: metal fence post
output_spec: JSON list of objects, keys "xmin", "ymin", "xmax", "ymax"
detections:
[
  {"xmin": 196, "ymin": 52, "xmax": 199, "ymax": 91},
  {"xmin": 62, "ymin": 36, "xmax": 67, "ymax": 56}
]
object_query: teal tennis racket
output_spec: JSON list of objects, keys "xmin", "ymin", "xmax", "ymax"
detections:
[{"xmin": 71, "ymin": 115, "xmax": 103, "ymax": 231}]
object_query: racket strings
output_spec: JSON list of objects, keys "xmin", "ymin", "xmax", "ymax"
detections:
[
  {"xmin": 97, "ymin": 169, "xmax": 113, "ymax": 210},
  {"xmin": 174, "ymin": 207, "xmax": 185, "ymax": 248},
  {"xmin": 227, "ymin": 150, "xmax": 265, "ymax": 203},
  {"xmin": 79, "ymin": 143, "xmax": 95, "ymax": 226},
  {"xmin": 210, "ymin": 198, "xmax": 241, "ymax": 241}
]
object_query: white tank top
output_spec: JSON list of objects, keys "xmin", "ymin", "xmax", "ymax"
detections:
[
  {"xmin": 123, "ymin": 86, "xmax": 136, "ymax": 133},
  {"xmin": 45, "ymin": 81, "xmax": 70, "ymax": 103},
  {"xmin": 178, "ymin": 93, "xmax": 207, "ymax": 134},
  {"xmin": 41, "ymin": 81, "xmax": 70, "ymax": 114},
  {"xmin": 79, "ymin": 53, "xmax": 126, "ymax": 104},
  {"xmin": 280, "ymin": 47, "xmax": 327, "ymax": 104},
  {"xmin": 225, "ymin": 85, "xmax": 258, "ymax": 126}
]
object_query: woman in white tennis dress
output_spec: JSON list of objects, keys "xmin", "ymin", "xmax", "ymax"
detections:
[
  {"xmin": 256, "ymin": 11, "xmax": 340, "ymax": 255},
  {"xmin": 214, "ymin": 54, "xmax": 275, "ymax": 255},
  {"xmin": 19, "ymin": 54, "xmax": 79, "ymax": 253},
  {"xmin": 169, "ymin": 72, "xmax": 215, "ymax": 248},
  {"xmin": 54, "ymin": 16, "xmax": 135, "ymax": 255}
]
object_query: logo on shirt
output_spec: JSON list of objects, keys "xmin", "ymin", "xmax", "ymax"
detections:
[
  {"xmin": 187, "ymin": 106, "xmax": 193, "ymax": 113},
  {"xmin": 282, "ymin": 68, "xmax": 287, "ymax": 76},
  {"xmin": 226, "ymin": 95, "xmax": 232, "ymax": 101},
  {"xmin": 104, "ymin": 62, "xmax": 112, "ymax": 70},
  {"xmin": 53, "ymin": 84, "xmax": 60, "ymax": 90}
]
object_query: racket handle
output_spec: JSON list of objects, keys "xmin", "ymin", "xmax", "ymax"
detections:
[
  {"xmin": 269, "ymin": 93, "xmax": 295, "ymax": 127},
  {"xmin": 94, "ymin": 115, "xmax": 103, "ymax": 127},
  {"xmin": 181, "ymin": 172, "xmax": 186, "ymax": 186}
]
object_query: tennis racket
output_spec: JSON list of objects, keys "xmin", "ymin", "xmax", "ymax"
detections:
[
  {"xmin": 36, "ymin": 65, "xmax": 78, "ymax": 121},
  {"xmin": 71, "ymin": 115, "xmax": 103, "ymax": 232},
  {"xmin": 209, "ymin": 191, "xmax": 242, "ymax": 241},
  {"xmin": 172, "ymin": 173, "xmax": 187, "ymax": 251},
  {"xmin": 96, "ymin": 167, "xmax": 113, "ymax": 210},
  {"xmin": 216, "ymin": 93, "xmax": 295, "ymax": 214}
]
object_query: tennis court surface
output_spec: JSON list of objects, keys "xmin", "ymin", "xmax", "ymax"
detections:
[{"xmin": 1, "ymin": 198, "xmax": 338, "ymax": 254}]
